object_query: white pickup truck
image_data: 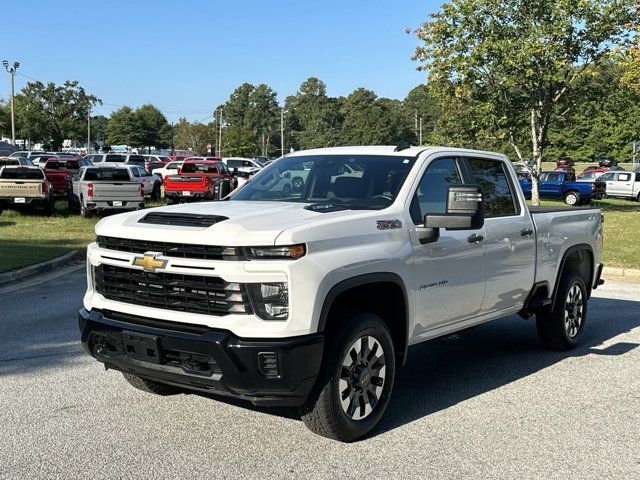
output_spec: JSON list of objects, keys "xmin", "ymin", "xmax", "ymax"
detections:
[{"xmin": 79, "ymin": 146, "xmax": 604, "ymax": 442}]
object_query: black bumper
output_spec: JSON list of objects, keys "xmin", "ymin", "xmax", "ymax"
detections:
[
  {"xmin": 165, "ymin": 191, "xmax": 210, "ymax": 202},
  {"xmin": 79, "ymin": 308, "xmax": 324, "ymax": 406}
]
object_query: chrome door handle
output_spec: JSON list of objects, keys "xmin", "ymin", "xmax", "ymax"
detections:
[{"xmin": 521, "ymin": 228, "xmax": 533, "ymax": 237}]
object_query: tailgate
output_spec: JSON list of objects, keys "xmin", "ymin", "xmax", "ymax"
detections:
[
  {"xmin": 0, "ymin": 181, "xmax": 44, "ymax": 198},
  {"xmin": 165, "ymin": 175, "xmax": 207, "ymax": 192},
  {"xmin": 92, "ymin": 182, "xmax": 142, "ymax": 200}
]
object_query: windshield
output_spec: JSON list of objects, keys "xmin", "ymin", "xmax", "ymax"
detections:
[{"xmin": 230, "ymin": 154, "xmax": 416, "ymax": 210}]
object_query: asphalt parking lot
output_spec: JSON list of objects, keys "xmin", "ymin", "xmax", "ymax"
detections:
[{"xmin": 0, "ymin": 268, "xmax": 639, "ymax": 479}]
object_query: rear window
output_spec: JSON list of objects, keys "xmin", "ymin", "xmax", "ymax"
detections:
[
  {"xmin": 181, "ymin": 163, "xmax": 218, "ymax": 174},
  {"xmin": 83, "ymin": 168, "xmax": 131, "ymax": 181},
  {"xmin": 105, "ymin": 154, "xmax": 126, "ymax": 163},
  {"xmin": 127, "ymin": 155, "xmax": 145, "ymax": 164},
  {"xmin": 1, "ymin": 168, "xmax": 45, "ymax": 180},
  {"xmin": 46, "ymin": 160, "xmax": 80, "ymax": 170},
  {"xmin": 0, "ymin": 159, "xmax": 19, "ymax": 167}
]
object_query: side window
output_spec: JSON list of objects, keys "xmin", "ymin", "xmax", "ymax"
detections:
[
  {"xmin": 410, "ymin": 158, "xmax": 461, "ymax": 224},
  {"xmin": 618, "ymin": 173, "xmax": 631, "ymax": 182},
  {"xmin": 468, "ymin": 158, "xmax": 518, "ymax": 217},
  {"xmin": 599, "ymin": 172, "xmax": 614, "ymax": 181}
]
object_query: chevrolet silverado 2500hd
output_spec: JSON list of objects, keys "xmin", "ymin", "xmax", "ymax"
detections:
[
  {"xmin": 80, "ymin": 146, "xmax": 604, "ymax": 442},
  {"xmin": 0, "ymin": 165, "xmax": 55, "ymax": 215}
]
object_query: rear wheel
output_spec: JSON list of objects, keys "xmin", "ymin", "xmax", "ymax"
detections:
[
  {"xmin": 151, "ymin": 182, "xmax": 161, "ymax": 201},
  {"xmin": 292, "ymin": 177, "xmax": 304, "ymax": 191},
  {"xmin": 80, "ymin": 198, "xmax": 93, "ymax": 218},
  {"xmin": 122, "ymin": 373, "xmax": 182, "ymax": 396},
  {"xmin": 536, "ymin": 271, "xmax": 588, "ymax": 350},
  {"xmin": 299, "ymin": 313, "xmax": 395, "ymax": 442},
  {"xmin": 563, "ymin": 191, "xmax": 580, "ymax": 206}
]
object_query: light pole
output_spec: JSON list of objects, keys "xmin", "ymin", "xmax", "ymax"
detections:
[
  {"xmin": 280, "ymin": 108, "xmax": 285, "ymax": 157},
  {"xmin": 217, "ymin": 108, "xmax": 223, "ymax": 157},
  {"xmin": 3, "ymin": 60, "xmax": 19, "ymax": 145},
  {"xmin": 87, "ymin": 111, "xmax": 91, "ymax": 154}
]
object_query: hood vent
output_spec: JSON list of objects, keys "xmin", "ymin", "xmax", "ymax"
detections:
[{"xmin": 138, "ymin": 212, "xmax": 228, "ymax": 227}]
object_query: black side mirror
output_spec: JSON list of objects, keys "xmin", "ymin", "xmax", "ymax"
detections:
[{"xmin": 418, "ymin": 185, "xmax": 484, "ymax": 245}]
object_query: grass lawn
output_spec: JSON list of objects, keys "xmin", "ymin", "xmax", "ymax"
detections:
[{"xmin": 0, "ymin": 197, "xmax": 638, "ymax": 273}]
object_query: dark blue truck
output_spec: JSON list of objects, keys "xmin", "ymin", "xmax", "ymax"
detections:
[{"xmin": 519, "ymin": 171, "xmax": 606, "ymax": 205}]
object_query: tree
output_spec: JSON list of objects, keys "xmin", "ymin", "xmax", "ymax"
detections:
[
  {"xmin": 13, "ymin": 80, "xmax": 100, "ymax": 149},
  {"xmin": 223, "ymin": 124, "xmax": 257, "ymax": 157},
  {"xmin": 173, "ymin": 118, "xmax": 212, "ymax": 154},
  {"xmin": 285, "ymin": 77, "xmax": 342, "ymax": 150},
  {"xmin": 105, "ymin": 106, "xmax": 143, "ymax": 147},
  {"xmin": 402, "ymin": 85, "xmax": 437, "ymax": 145},
  {"xmin": 414, "ymin": 0, "xmax": 637, "ymax": 204},
  {"xmin": 222, "ymin": 83, "xmax": 255, "ymax": 127},
  {"xmin": 90, "ymin": 115, "xmax": 109, "ymax": 144},
  {"xmin": 136, "ymin": 104, "xmax": 171, "ymax": 152},
  {"xmin": 246, "ymin": 84, "xmax": 279, "ymax": 156}
]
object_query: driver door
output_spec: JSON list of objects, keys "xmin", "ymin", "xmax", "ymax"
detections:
[{"xmin": 409, "ymin": 157, "xmax": 486, "ymax": 334}]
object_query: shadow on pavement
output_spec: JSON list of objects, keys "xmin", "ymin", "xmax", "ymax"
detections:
[{"xmin": 193, "ymin": 295, "xmax": 640, "ymax": 429}]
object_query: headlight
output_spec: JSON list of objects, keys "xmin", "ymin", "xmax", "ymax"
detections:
[
  {"xmin": 246, "ymin": 244, "xmax": 305, "ymax": 259},
  {"xmin": 248, "ymin": 282, "xmax": 289, "ymax": 320}
]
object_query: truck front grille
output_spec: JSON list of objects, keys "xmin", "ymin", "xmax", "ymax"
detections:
[
  {"xmin": 96, "ymin": 235, "xmax": 243, "ymax": 260},
  {"xmin": 95, "ymin": 264, "xmax": 251, "ymax": 316}
]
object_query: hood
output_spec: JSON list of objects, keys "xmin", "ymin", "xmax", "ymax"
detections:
[{"xmin": 94, "ymin": 200, "xmax": 364, "ymax": 246}]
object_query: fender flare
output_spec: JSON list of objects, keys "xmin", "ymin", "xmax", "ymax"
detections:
[
  {"xmin": 318, "ymin": 272, "xmax": 410, "ymax": 365},
  {"xmin": 552, "ymin": 243, "xmax": 594, "ymax": 306}
]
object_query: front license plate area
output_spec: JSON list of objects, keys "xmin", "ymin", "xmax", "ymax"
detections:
[{"xmin": 122, "ymin": 330, "xmax": 162, "ymax": 364}]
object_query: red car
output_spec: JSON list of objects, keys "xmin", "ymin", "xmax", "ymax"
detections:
[
  {"xmin": 164, "ymin": 160, "xmax": 235, "ymax": 204},
  {"xmin": 579, "ymin": 165, "xmax": 609, "ymax": 176}
]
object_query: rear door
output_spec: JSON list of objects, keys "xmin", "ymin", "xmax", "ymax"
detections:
[
  {"xmin": 539, "ymin": 172, "xmax": 562, "ymax": 197},
  {"xmin": 410, "ymin": 156, "xmax": 486, "ymax": 333},
  {"xmin": 612, "ymin": 171, "xmax": 633, "ymax": 197},
  {"xmin": 465, "ymin": 157, "xmax": 536, "ymax": 315}
]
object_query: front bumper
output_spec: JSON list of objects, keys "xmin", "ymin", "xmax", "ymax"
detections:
[{"xmin": 79, "ymin": 308, "xmax": 324, "ymax": 406}]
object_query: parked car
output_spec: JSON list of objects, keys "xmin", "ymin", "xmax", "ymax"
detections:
[
  {"xmin": 554, "ymin": 165, "xmax": 576, "ymax": 175},
  {"xmin": 69, "ymin": 166, "xmax": 145, "ymax": 218},
  {"xmin": 598, "ymin": 157, "xmax": 617, "ymax": 168},
  {"xmin": 30, "ymin": 154, "xmax": 59, "ymax": 168},
  {"xmin": 0, "ymin": 156, "xmax": 34, "ymax": 167},
  {"xmin": 79, "ymin": 145, "xmax": 604, "ymax": 442},
  {"xmin": 222, "ymin": 157, "xmax": 263, "ymax": 175},
  {"xmin": 164, "ymin": 160, "xmax": 234, "ymax": 204},
  {"xmin": 520, "ymin": 171, "xmax": 605, "ymax": 205},
  {"xmin": 597, "ymin": 170, "xmax": 640, "ymax": 201},
  {"xmin": 9, "ymin": 151, "xmax": 45, "ymax": 159},
  {"xmin": 85, "ymin": 153, "xmax": 129, "ymax": 165},
  {"xmin": 124, "ymin": 165, "xmax": 162, "ymax": 200},
  {"xmin": 143, "ymin": 154, "xmax": 173, "ymax": 164},
  {"xmin": 43, "ymin": 157, "xmax": 93, "ymax": 196},
  {"xmin": 151, "ymin": 161, "xmax": 183, "ymax": 180},
  {"xmin": 0, "ymin": 166, "xmax": 55, "ymax": 215}
]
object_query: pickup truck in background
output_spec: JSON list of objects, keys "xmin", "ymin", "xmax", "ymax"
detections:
[
  {"xmin": 124, "ymin": 165, "xmax": 162, "ymax": 200},
  {"xmin": 0, "ymin": 157, "xmax": 34, "ymax": 167},
  {"xmin": 597, "ymin": 170, "xmax": 640, "ymax": 201},
  {"xmin": 0, "ymin": 166, "xmax": 55, "ymax": 215},
  {"xmin": 520, "ymin": 171, "xmax": 606, "ymax": 205},
  {"xmin": 80, "ymin": 145, "xmax": 604, "ymax": 442},
  {"xmin": 164, "ymin": 160, "xmax": 234, "ymax": 204},
  {"xmin": 43, "ymin": 157, "xmax": 92, "ymax": 196},
  {"xmin": 69, "ymin": 166, "xmax": 145, "ymax": 218}
]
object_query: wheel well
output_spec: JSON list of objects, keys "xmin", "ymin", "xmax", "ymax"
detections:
[
  {"xmin": 322, "ymin": 281, "xmax": 408, "ymax": 366},
  {"xmin": 556, "ymin": 246, "xmax": 594, "ymax": 299}
]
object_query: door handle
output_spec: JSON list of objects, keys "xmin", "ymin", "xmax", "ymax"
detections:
[
  {"xmin": 521, "ymin": 228, "xmax": 533, "ymax": 237},
  {"xmin": 467, "ymin": 234, "xmax": 484, "ymax": 243}
]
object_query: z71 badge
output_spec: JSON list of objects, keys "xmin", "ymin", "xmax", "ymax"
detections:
[{"xmin": 377, "ymin": 219, "xmax": 402, "ymax": 230}]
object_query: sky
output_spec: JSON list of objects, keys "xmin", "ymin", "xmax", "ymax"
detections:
[{"xmin": 1, "ymin": 0, "xmax": 440, "ymax": 123}]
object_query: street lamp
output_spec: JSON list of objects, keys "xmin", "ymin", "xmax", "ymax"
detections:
[{"xmin": 3, "ymin": 60, "xmax": 20, "ymax": 145}]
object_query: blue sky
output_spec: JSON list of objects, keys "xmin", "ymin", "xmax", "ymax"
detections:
[{"xmin": 1, "ymin": 1, "xmax": 439, "ymax": 122}]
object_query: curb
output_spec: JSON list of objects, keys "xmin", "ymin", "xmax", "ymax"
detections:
[
  {"xmin": 602, "ymin": 266, "xmax": 640, "ymax": 279},
  {"xmin": 0, "ymin": 250, "xmax": 81, "ymax": 286}
]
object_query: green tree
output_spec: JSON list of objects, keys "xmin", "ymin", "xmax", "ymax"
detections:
[
  {"xmin": 246, "ymin": 84, "xmax": 279, "ymax": 156},
  {"xmin": 13, "ymin": 80, "xmax": 100, "ymax": 149},
  {"xmin": 223, "ymin": 124, "xmax": 257, "ymax": 157},
  {"xmin": 402, "ymin": 85, "xmax": 437, "ymax": 145},
  {"xmin": 174, "ymin": 118, "xmax": 212, "ymax": 155},
  {"xmin": 222, "ymin": 83, "xmax": 255, "ymax": 127},
  {"xmin": 136, "ymin": 104, "xmax": 171, "ymax": 152},
  {"xmin": 105, "ymin": 106, "xmax": 143, "ymax": 147},
  {"xmin": 285, "ymin": 77, "xmax": 342, "ymax": 150},
  {"xmin": 414, "ymin": 0, "xmax": 637, "ymax": 204}
]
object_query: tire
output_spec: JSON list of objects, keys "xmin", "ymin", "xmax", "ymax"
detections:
[
  {"xmin": 563, "ymin": 191, "xmax": 580, "ymax": 206},
  {"xmin": 536, "ymin": 271, "xmax": 588, "ymax": 350},
  {"xmin": 299, "ymin": 313, "xmax": 395, "ymax": 442},
  {"xmin": 43, "ymin": 200, "xmax": 55, "ymax": 216},
  {"xmin": 283, "ymin": 183, "xmax": 292, "ymax": 197},
  {"xmin": 80, "ymin": 199, "xmax": 93, "ymax": 219},
  {"xmin": 122, "ymin": 373, "xmax": 181, "ymax": 396},
  {"xmin": 151, "ymin": 182, "xmax": 161, "ymax": 201},
  {"xmin": 636, "ymin": 192, "xmax": 640, "ymax": 202}
]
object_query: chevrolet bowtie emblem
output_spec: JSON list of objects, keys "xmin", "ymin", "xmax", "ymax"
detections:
[{"xmin": 132, "ymin": 253, "xmax": 167, "ymax": 273}]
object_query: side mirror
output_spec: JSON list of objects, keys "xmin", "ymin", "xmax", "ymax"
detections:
[{"xmin": 424, "ymin": 184, "xmax": 484, "ymax": 231}]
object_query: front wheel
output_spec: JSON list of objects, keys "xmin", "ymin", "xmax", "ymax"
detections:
[
  {"xmin": 299, "ymin": 313, "xmax": 395, "ymax": 442},
  {"xmin": 151, "ymin": 182, "xmax": 161, "ymax": 201},
  {"xmin": 563, "ymin": 191, "xmax": 580, "ymax": 206},
  {"xmin": 536, "ymin": 271, "xmax": 588, "ymax": 350}
]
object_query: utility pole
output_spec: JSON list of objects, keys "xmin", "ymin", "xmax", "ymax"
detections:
[
  {"xmin": 414, "ymin": 110, "xmax": 418, "ymax": 138},
  {"xmin": 419, "ymin": 116, "xmax": 423, "ymax": 145},
  {"xmin": 218, "ymin": 109, "xmax": 223, "ymax": 157},
  {"xmin": 3, "ymin": 60, "xmax": 19, "ymax": 145},
  {"xmin": 87, "ymin": 111, "xmax": 91, "ymax": 154},
  {"xmin": 280, "ymin": 108, "xmax": 285, "ymax": 157}
]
